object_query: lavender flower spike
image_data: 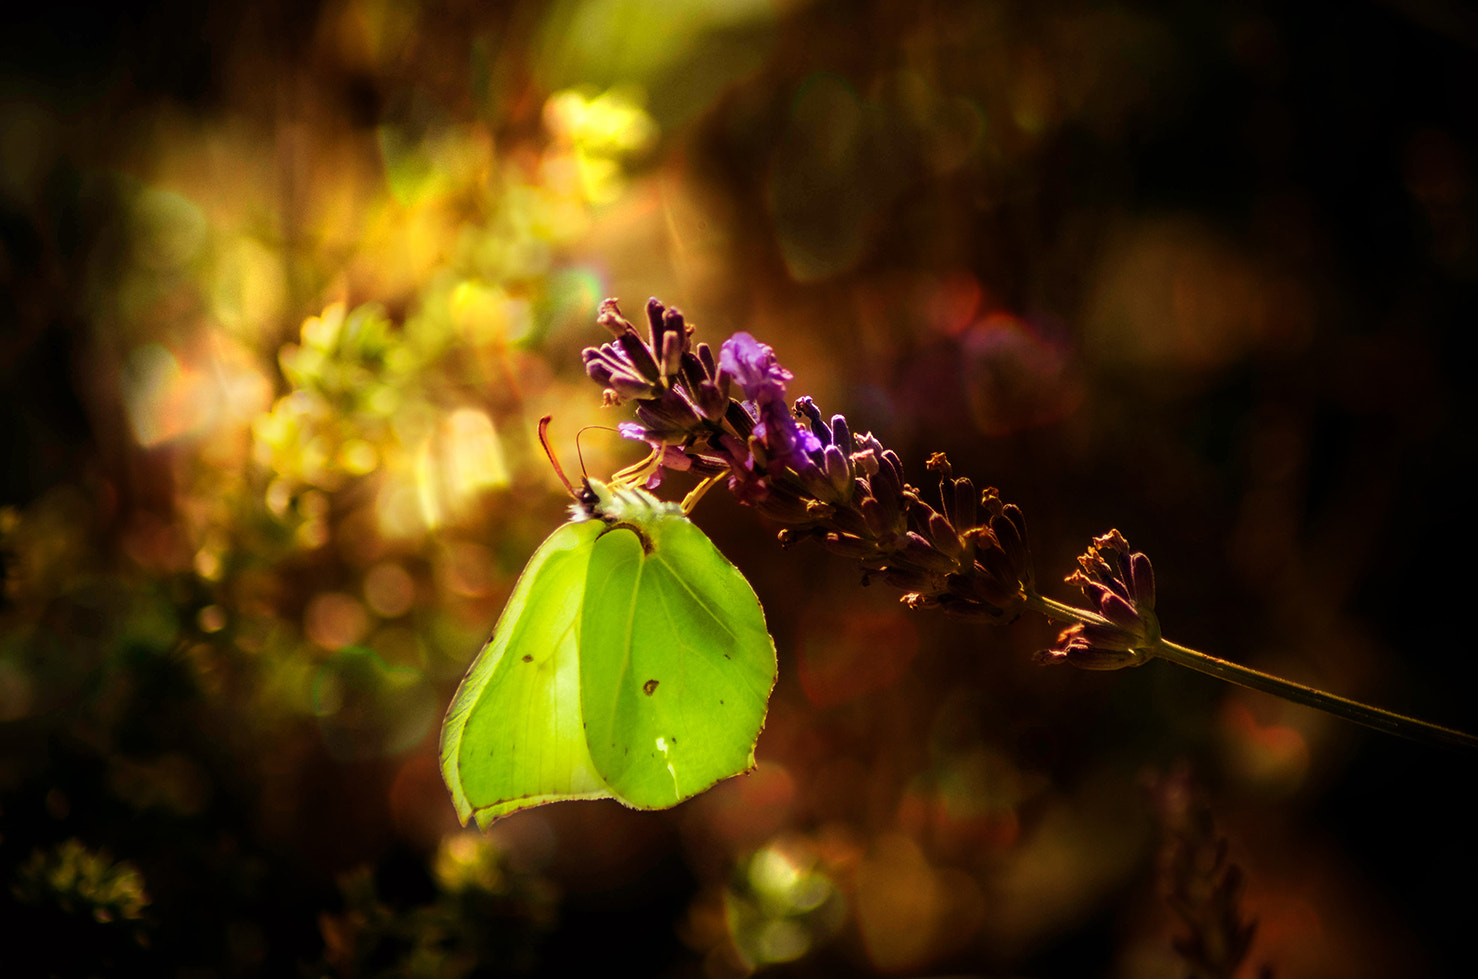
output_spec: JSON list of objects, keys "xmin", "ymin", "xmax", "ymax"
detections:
[{"xmin": 585, "ymin": 299, "xmax": 1032, "ymax": 620}]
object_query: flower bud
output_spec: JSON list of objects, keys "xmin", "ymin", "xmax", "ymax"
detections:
[
  {"xmin": 596, "ymin": 298, "xmax": 635, "ymax": 336},
  {"xmin": 925, "ymin": 511, "xmax": 963, "ymax": 560},
  {"xmin": 823, "ymin": 444, "xmax": 852, "ymax": 500},
  {"xmin": 617, "ymin": 332, "xmax": 662, "ymax": 386}
]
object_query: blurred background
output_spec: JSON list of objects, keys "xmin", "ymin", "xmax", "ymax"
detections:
[{"xmin": 3, "ymin": 0, "xmax": 1476, "ymax": 975}]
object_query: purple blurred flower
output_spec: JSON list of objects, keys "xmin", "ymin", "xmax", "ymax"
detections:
[{"xmin": 1148, "ymin": 769, "xmax": 1259, "ymax": 978}]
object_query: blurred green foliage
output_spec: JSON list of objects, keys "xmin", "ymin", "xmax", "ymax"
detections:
[
  {"xmin": 317, "ymin": 835, "xmax": 558, "ymax": 978},
  {"xmin": 13, "ymin": 838, "xmax": 150, "ymax": 925}
]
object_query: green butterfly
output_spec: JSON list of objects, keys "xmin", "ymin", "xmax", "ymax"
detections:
[{"xmin": 440, "ymin": 469, "xmax": 777, "ymax": 828}]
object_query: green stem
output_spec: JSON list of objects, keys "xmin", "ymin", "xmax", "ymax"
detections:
[{"xmin": 1024, "ymin": 593, "xmax": 1478, "ymax": 751}]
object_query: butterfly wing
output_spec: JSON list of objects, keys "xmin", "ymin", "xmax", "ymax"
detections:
[
  {"xmin": 579, "ymin": 512, "xmax": 777, "ymax": 809},
  {"xmin": 439, "ymin": 520, "xmax": 616, "ymax": 828}
]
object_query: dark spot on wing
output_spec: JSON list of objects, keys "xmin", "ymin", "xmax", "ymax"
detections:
[
  {"xmin": 643, "ymin": 678, "xmax": 660, "ymax": 695},
  {"xmin": 521, "ymin": 654, "xmax": 533, "ymax": 662}
]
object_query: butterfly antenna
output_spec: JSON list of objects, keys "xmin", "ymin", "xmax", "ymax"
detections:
[
  {"xmin": 572, "ymin": 425, "xmax": 604, "ymax": 483},
  {"xmin": 572, "ymin": 424, "xmax": 659, "ymax": 490},
  {"xmin": 537, "ymin": 416, "xmax": 578, "ymax": 498}
]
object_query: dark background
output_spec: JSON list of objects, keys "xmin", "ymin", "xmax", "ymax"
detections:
[{"xmin": 4, "ymin": 1, "xmax": 1476, "ymax": 975}]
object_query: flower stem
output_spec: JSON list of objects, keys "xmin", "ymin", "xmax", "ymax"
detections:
[
  {"xmin": 1025, "ymin": 592, "xmax": 1478, "ymax": 751},
  {"xmin": 1148, "ymin": 637, "xmax": 1478, "ymax": 750}
]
